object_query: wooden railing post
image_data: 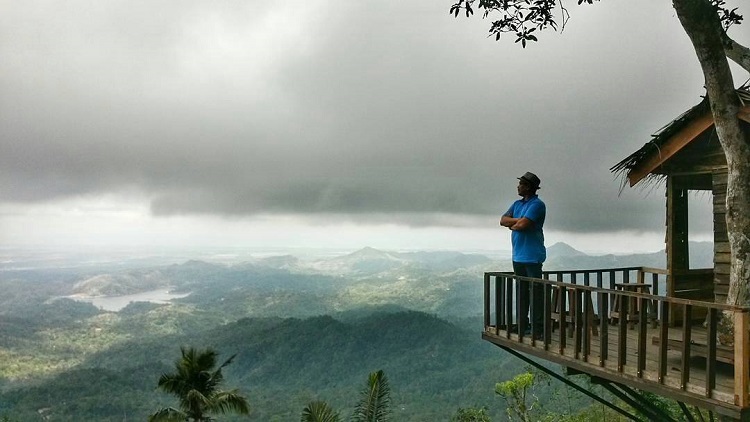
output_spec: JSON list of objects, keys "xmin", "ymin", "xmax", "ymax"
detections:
[
  {"xmin": 484, "ymin": 273, "xmax": 491, "ymax": 329},
  {"xmin": 495, "ymin": 276, "xmax": 502, "ymax": 336},
  {"xmin": 505, "ymin": 276, "xmax": 513, "ymax": 340},
  {"xmin": 734, "ymin": 310, "xmax": 750, "ymax": 407},
  {"xmin": 482, "ymin": 268, "xmax": 749, "ymax": 410}
]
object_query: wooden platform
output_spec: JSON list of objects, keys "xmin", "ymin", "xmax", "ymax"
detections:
[
  {"xmin": 482, "ymin": 269, "xmax": 750, "ymax": 420},
  {"xmin": 484, "ymin": 324, "xmax": 746, "ymax": 419},
  {"xmin": 652, "ymin": 331, "xmax": 735, "ymax": 364}
]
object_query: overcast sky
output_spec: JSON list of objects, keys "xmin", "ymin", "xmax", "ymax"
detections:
[{"xmin": 1, "ymin": 0, "xmax": 748, "ymax": 255}]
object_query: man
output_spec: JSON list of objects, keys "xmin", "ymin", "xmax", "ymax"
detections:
[{"xmin": 500, "ymin": 172, "xmax": 546, "ymax": 337}]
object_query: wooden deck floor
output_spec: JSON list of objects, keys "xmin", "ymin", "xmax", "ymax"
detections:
[{"xmin": 483, "ymin": 323, "xmax": 745, "ymax": 418}]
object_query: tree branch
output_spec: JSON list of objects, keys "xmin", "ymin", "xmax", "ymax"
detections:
[{"xmin": 724, "ymin": 36, "xmax": 750, "ymax": 74}]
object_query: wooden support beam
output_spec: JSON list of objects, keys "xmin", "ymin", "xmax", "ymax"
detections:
[
  {"xmin": 625, "ymin": 105, "xmax": 747, "ymax": 187},
  {"xmin": 559, "ymin": 285, "xmax": 567, "ymax": 354},
  {"xmin": 506, "ymin": 277, "xmax": 513, "ymax": 340},
  {"xmin": 735, "ymin": 311, "xmax": 750, "ymax": 407},
  {"xmin": 495, "ymin": 276, "xmax": 502, "ymax": 336},
  {"xmin": 599, "ymin": 291, "xmax": 609, "ymax": 367},
  {"xmin": 705, "ymin": 308, "xmax": 717, "ymax": 398},
  {"xmin": 637, "ymin": 297, "xmax": 647, "ymax": 378},
  {"xmin": 484, "ymin": 273, "xmax": 491, "ymax": 328},
  {"xmin": 628, "ymin": 112, "xmax": 714, "ymax": 186},
  {"xmin": 667, "ymin": 176, "xmax": 690, "ymax": 274},
  {"xmin": 658, "ymin": 302, "xmax": 669, "ymax": 384},
  {"xmin": 681, "ymin": 305, "xmax": 692, "ymax": 390},
  {"xmin": 738, "ymin": 105, "xmax": 750, "ymax": 123},
  {"xmin": 618, "ymin": 294, "xmax": 628, "ymax": 372}
]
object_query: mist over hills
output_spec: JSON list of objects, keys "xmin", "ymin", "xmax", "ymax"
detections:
[
  {"xmin": 1, "ymin": 241, "xmax": 714, "ymax": 326},
  {"xmin": 0, "ymin": 241, "xmax": 716, "ymax": 420},
  {"xmin": 544, "ymin": 241, "xmax": 713, "ymax": 270}
]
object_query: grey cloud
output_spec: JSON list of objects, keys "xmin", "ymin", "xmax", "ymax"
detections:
[{"xmin": 1, "ymin": 0, "xmax": 745, "ymax": 234}]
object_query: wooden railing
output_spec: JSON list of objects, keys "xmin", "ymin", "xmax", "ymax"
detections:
[{"xmin": 483, "ymin": 268, "xmax": 750, "ymax": 407}]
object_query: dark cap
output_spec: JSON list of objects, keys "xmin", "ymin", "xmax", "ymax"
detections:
[{"xmin": 518, "ymin": 172, "xmax": 541, "ymax": 189}]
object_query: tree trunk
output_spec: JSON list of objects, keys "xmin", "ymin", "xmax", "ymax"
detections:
[{"xmin": 673, "ymin": 0, "xmax": 750, "ymax": 309}]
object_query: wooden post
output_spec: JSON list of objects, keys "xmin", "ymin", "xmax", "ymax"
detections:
[
  {"xmin": 618, "ymin": 294, "xmax": 628, "ymax": 372},
  {"xmin": 484, "ymin": 273, "xmax": 490, "ymax": 329},
  {"xmin": 559, "ymin": 285, "xmax": 567, "ymax": 354},
  {"xmin": 495, "ymin": 276, "xmax": 502, "ymax": 336},
  {"xmin": 705, "ymin": 308, "xmax": 717, "ymax": 397},
  {"xmin": 506, "ymin": 276, "xmax": 513, "ymax": 340},
  {"xmin": 543, "ymin": 282, "xmax": 551, "ymax": 351},
  {"xmin": 599, "ymin": 291, "xmax": 608, "ymax": 367},
  {"xmin": 734, "ymin": 310, "xmax": 749, "ymax": 407},
  {"xmin": 666, "ymin": 176, "xmax": 689, "ymax": 326},
  {"xmin": 667, "ymin": 176, "xmax": 690, "ymax": 271},
  {"xmin": 658, "ymin": 301, "xmax": 669, "ymax": 383},
  {"xmin": 681, "ymin": 304, "xmax": 692, "ymax": 390}
]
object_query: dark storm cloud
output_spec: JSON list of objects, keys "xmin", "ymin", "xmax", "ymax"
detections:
[{"xmin": 1, "ymin": 0, "xmax": 746, "ymax": 233}]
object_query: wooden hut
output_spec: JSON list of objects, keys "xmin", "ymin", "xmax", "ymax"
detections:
[
  {"xmin": 612, "ymin": 87, "xmax": 750, "ymax": 309},
  {"xmin": 480, "ymin": 88, "xmax": 750, "ymax": 420}
]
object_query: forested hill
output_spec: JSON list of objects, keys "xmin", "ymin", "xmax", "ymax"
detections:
[
  {"xmin": 1, "ymin": 311, "xmax": 521, "ymax": 421},
  {"xmin": 0, "ymin": 244, "xmax": 714, "ymax": 421}
]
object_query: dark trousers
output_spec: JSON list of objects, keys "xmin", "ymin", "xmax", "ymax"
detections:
[{"xmin": 513, "ymin": 261, "xmax": 544, "ymax": 331}]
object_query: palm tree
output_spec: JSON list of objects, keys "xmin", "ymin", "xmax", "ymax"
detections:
[
  {"xmin": 300, "ymin": 370, "xmax": 391, "ymax": 422},
  {"xmin": 300, "ymin": 400, "xmax": 341, "ymax": 422},
  {"xmin": 149, "ymin": 346, "xmax": 250, "ymax": 422},
  {"xmin": 351, "ymin": 370, "xmax": 391, "ymax": 422}
]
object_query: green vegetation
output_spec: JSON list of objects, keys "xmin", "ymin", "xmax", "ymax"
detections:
[
  {"xmin": 0, "ymin": 271, "xmax": 516, "ymax": 421},
  {"xmin": 0, "ymin": 250, "xmax": 706, "ymax": 421},
  {"xmin": 149, "ymin": 347, "xmax": 250, "ymax": 422},
  {"xmin": 301, "ymin": 401, "xmax": 341, "ymax": 422},
  {"xmin": 302, "ymin": 370, "xmax": 391, "ymax": 422},
  {"xmin": 451, "ymin": 407, "xmax": 491, "ymax": 422},
  {"xmin": 352, "ymin": 370, "xmax": 391, "ymax": 422},
  {"xmin": 495, "ymin": 372, "xmax": 537, "ymax": 422}
]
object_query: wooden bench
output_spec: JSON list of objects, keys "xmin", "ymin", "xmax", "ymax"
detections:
[
  {"xmin": 610, "ymin": 283, "xmax": 652, "ymax": 329},
  {"xmin": 551, "ymin": 287, "xmax": 598, "ymax": 337}
]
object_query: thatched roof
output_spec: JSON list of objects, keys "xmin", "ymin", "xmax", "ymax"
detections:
[{"xmin": 611, "ymin": 87, "xmax": 750, "ymax": 188}]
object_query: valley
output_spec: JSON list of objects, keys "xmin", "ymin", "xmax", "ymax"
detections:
[{"xmin": 0, "ymin": 243, "xmax": 712, "ymax": 420}]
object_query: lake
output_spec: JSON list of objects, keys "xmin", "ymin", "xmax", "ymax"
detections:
[{"xmin": 71, "ymin": 288, "xmax": 191, "ymax": 312}]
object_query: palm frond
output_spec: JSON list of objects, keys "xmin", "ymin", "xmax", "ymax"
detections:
[
  {"xmin": 148, "ymin": 407, "xmax": 187, "ymax": 422},
  {"xmin": 152, "ymin": 347, "xmax": 249, "ymax": 421},
  {"xmin": 352, "ymin": 370, "xmax": 391, "ymax": 422},
  {"xmin": 301, "ymin": 401, "xmax": 341, "ymax": 422},
  {"xmin": 207, "ymin": 390, "xmax": 251, "ymax": 415}
]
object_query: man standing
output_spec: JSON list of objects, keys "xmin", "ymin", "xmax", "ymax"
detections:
[{"xmin": 500, "ymin": 172, "xmax": 546, "ymax": 337}]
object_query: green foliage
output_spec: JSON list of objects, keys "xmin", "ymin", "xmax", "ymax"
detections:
[
  {"xmin": 495, "ymin": 369, "xmax": 551, "ymax": 422},
  {"xmin": 0, "ymin": 307, "xmax": 515, "ymax": 420},
  {"xmin": 352, "ymin": 370, "xmax": 391, "ymax": 422},
  {"xmin": 451, "ymin": 406, "xmax": 491, "ymax": 422},
  {"xmin": 630, "ymin": 390, "xmax": 713, "ymax": 422},
  {"xmin": 149, "ymin": 346, "xmax": 250, "ymax": 422},
  {"xmin": 0, "ymin": 260, "xmax": 589, "ymax": 421},
  {"xmin": 448, "ymin": 0, "xmax": 742, "ymax": 47},
  {"xmin": 301, "ymin": 370, "xmax": 391, "ymax": 422},
  {"xmin": 301, "ymin": 401, "xmax": 341, "ymax": 422}
]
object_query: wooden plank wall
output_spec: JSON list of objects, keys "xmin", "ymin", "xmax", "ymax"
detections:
[{"xmin": 713, "ymin": 169, "xmax": 729, "ymax": 303}]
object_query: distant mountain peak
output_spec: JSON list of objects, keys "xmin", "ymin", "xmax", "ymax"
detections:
[
  {"xmin": 346, "ymin": 246, "xmax": 393, "ymax": 259},
  {"xmin": 547, "ymin": 242, "xmax": 587, "ymax": 257}
]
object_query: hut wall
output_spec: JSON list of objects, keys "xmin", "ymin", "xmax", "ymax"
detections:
[{"xmin": 712, "ymin": 169, "xmax": 729, "ymax": 303}]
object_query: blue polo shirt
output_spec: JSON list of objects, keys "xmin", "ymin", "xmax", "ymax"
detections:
[{"xmin": 506, "ymin": 195, "xmax": 546, "ymax": 264}]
